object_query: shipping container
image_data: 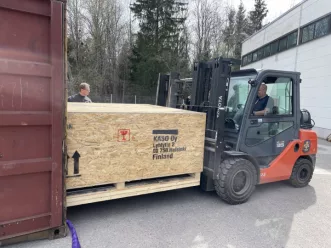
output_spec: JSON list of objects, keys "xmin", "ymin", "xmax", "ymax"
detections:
[{"xmin": 0, "ymin": 0, "xmax": 66, "ymax": 245}]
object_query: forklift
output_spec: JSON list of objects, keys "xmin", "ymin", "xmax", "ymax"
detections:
[{"xmin": 156, "ymin": 57, "xmax": 318, "ymax": 205}]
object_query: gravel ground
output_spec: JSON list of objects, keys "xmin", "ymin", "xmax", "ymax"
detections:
[{"xmin": 7, "ymin": 140, "xmax": 331, "ymax": 248}]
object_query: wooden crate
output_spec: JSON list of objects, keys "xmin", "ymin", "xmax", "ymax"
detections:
[{"xmin": 66, "ymin": 103, "xmax": 206, "ymax": 190}]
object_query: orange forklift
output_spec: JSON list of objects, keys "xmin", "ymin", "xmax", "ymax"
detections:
[{"xmin": 156, "ymin": 57, "xmax": 318, "ymax": 204}]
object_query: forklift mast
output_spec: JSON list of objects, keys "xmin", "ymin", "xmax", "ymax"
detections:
[
  {"xmin": 156, "ymin": 72, "xmax": 192, "ymax": 109},
  {"xmin": 155, "ymin": 73, "xmax": 170, "ymax": 107},
  {"xmin": 190, "ymin": 58, "xmax": 241, "ymax": 183},
  {"xmin": 156, "ymin": 57, "xmax": 241, "ymax": 183}
]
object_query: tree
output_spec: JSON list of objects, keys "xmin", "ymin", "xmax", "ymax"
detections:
[
  {"xmin": 192, "ymin": 0, "xmax": 213, "ymax": 61},
  {"xmin": 247, "ymin": 0, "xmax": 268, "ymax": 35},
  {"xmin": 67, "ymin": 0, "xmax": 87, "ymax": 93},
  {"xmin": 118, "ymin": 40, "xmax": 132, "ymax": 102},
  {"xmin": 234, "ymin": 1, "xmax": 249, "ymax": 59},
  {"xmin": 129, "ymin": 0, "xmax": 188, "ymax": 95},
  {"xmin": 67, "ymin": 0, "xmax": 129, "ymax": 102},
  {"xmin": 173, "ymin": 23, "xmax": 191, "ymax": 77},
  {"xmin": 223, "ymin": 7, "xmax": 236, "ymax": 58},
  {"xmin": 191, "ymin": 0, "xmax": 225, "ymax": 61},
  {"xmin": 103, "ymin": 0, "xmax": 127, "ymax": 102}
]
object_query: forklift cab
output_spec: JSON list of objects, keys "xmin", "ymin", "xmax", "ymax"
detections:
[
  {"xmin": 224, "ymin": 69, "xmax": 302, "ymax": 167},
  {"xmin": 156, "ymin": 57, "xmax": 317, "ymax": 205}
]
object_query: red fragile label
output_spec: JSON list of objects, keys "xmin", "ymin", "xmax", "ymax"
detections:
[{"xmin": 118, "ymin": 129, "xmax": 130, "ymax": 142}]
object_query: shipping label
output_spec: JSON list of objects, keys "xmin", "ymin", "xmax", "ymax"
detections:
[{"xmin": 152, "ymin": 129, "xmax": 187, "ymax": 160}]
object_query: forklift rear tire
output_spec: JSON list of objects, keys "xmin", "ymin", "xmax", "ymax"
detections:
[
  {"xmin": 214, "ymin": 158, "xmax": 257, "ymax": 205},
  {"xmin": 289, "ymin": 158, "xmax": 314, "ymax": 188}
]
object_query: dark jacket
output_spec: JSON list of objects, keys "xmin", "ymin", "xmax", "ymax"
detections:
[{"xmin": 68, "ymin": 94, "xmax": 92, "ymax": 103}]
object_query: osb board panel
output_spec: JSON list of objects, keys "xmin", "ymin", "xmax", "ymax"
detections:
[
  {"xmin": 66, "ymin": 104, "xmax": 206, "ymax": 190},
  {"xmin": 67, "ymin": 174, "xmax": 200, "ymax": 207},
  {"xmin": 68, "ymin": 102, "xmax": 195, "ymax": 114}
]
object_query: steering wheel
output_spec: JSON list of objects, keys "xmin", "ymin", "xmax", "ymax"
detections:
[{"xmin": 225, "ymin": 105, "xmax": 245, "ymax": 130}]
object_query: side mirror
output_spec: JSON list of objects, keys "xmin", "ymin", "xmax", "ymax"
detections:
[{"xmin": 248, "ymin": 79, "xmax": 256, "ymax": 86}]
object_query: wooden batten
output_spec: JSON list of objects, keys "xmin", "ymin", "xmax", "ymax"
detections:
[
  {"xmin": 66, "ymin": 173, "xmax": 201, "ymax": 207},
  {"xmin": 66, "ymin": 103, "xmax": 206, "ymax": 190}
]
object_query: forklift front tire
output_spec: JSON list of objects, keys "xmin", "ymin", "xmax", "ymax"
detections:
[
  {"xmin": 214, "ymin": 158, "xmax": 257, "ymax": 205},
  {"xmin": 289, "ymin": 158, "xmax": 314, "ymax": 188}
]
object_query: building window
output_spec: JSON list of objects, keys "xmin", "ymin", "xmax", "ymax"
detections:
[
  {"xmin": 279, "ymin": 36, "xmax": 288, "ymax": 52},
  {"xmin": 264, "ymin": 44, "xmax": 271, "ymax": 57},
  {"xmin": 257, "ymin": 48, "xmax": 264, "ymax": 60},
  {"xmin": 242, "ymin": 56, "xmax": 248, "ymax": 66},
  {"xmin": 252, "ymin": 51, "xmax": 258, "ymax": 62},
  {"xmin": 247, "ymin": 53, "xmax": 252, "ymax": 63},
  {"xmin": 242, "ymin": 13, "xmax": 331, "ymax": 66},
  {"xmin": 301, "ymin": 23, "xmax": 315, "ymax": 43},
  {"xmin": 270, "ymin": 40, "xmax": 279, "ymax": 55},
  {"xmin": 314, "ymin": 16, "xmax": 329, "ymax": 39},
  {"xmin": 287, "ymin": 31, "xmax": 298, "ymax": 48},
  {"xmin": 301, "ymin": 15, "xmax": 331, "ymax": 44}
]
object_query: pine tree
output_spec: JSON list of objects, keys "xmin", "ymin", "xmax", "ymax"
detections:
[
  {"xmin": 129, "ymin": 0, "xmax": 188, "ymax": 95},
  {"xmin": 234, "ymin": 1, "xmax": 248, "ymax": 59},
  {"xmin": 247, "ymin": 0, "xmax": 268, "ymax": 35}
]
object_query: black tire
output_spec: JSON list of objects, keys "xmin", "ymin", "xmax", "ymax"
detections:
[
  {"xmin": 289, "ymin": 158, "xmax": 314, "ymax": 188},
  {"xmin": 214, "ymin": 158, "xmax": 257, "ymax": 205}
]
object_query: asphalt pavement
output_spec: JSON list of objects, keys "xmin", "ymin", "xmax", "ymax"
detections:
[{"xmin": 8, "ymin": 139, "xmax": 331, "ymax": 248}]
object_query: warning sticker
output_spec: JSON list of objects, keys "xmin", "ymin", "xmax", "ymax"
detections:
[{"xmin": 118, "ymin": 129, "xmax": 131, "ymax": 142}]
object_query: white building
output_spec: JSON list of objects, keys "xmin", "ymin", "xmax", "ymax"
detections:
[{"xmin": 240, "ymin": 0, "xmax": 331, "ymax": 139}]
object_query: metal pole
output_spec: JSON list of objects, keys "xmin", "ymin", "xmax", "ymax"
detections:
[
  {"xmin": 111, "ymin": 94, "xmax": 113, "ymax": 103},
  {"xmin": 135, "ymin": 95, "xmax": 137, "ymax": 104}
]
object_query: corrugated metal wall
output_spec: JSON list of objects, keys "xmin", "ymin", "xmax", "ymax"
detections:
[{"xmin": 0, "ymin": 0, "xmax": 66, "ymax": 241}]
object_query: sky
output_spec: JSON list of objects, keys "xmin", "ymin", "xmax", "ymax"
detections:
[
  {"xmin": 226, "ymin": 0, "xmax": 303, "ymax": 23},
  {"xmin": 123, "ymin": 0, "xmax": 303, "ymax": 24}
]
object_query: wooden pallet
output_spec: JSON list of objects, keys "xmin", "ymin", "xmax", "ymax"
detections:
[{"xmin": 66, "ymin": 173, "xmax": 201, "ymax": 207}]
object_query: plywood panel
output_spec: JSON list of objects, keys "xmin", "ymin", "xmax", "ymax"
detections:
[
  {"xmin": 67, "ymin": 102, "xmax": 197, "ymax": 113},
  {"xmin": 67, "ymin": 173, "xmax": 200, "ymax": 207},
  {"xmin": 66, "ymin": 103, "xmax": 206, "ymax": 190}
]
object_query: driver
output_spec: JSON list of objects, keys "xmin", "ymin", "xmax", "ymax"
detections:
[{"xmin": 252, "ymin": 83, "xmax": 274, "ymax": 116}]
